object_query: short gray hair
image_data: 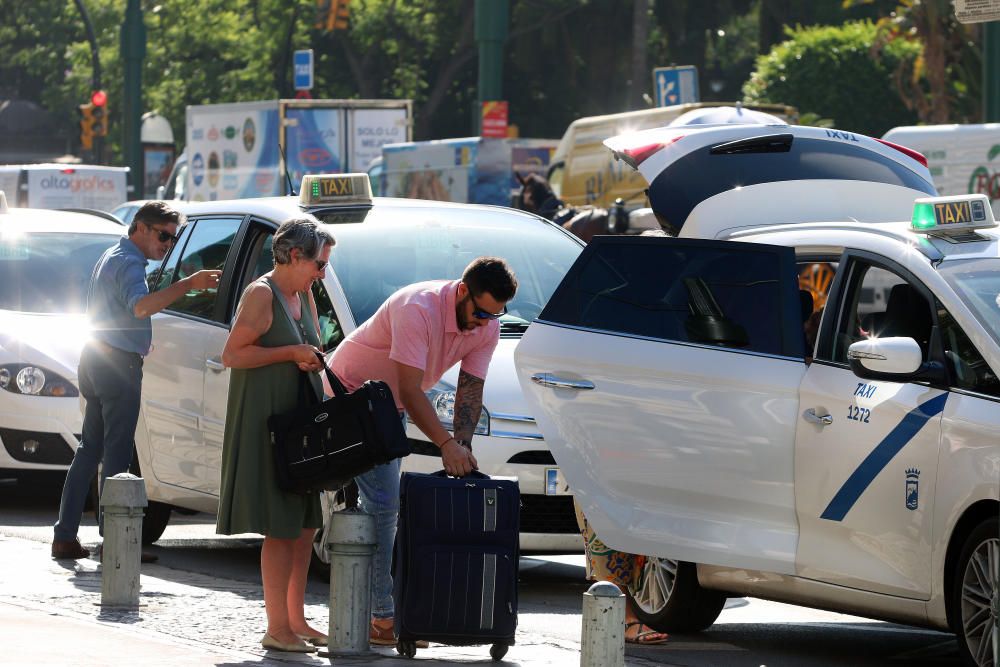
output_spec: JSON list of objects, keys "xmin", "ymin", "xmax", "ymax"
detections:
[{"xmin": 272, "ymin": 218, "xmax": 335, "ymax": 265}]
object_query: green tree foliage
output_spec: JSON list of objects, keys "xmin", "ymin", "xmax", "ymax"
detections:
[{"xmin": 743, "ymin": 21, "xmax": 920, "ymax": 136}]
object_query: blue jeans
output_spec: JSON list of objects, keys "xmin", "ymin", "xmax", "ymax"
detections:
[
  {"xmin": 54, "ymin": 342, "xmax": 142, "ymax": 541},
  {"xmin": 355, "ymin": 456, "xmax": 402, "ymax": 619}
]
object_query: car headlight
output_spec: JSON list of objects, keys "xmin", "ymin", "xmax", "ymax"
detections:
[
  {"xmin": 411, "ymin": 381, "xmax": 490, "ymax": 435},
  {"xmin": 0, "ymin": 364, "xmax": 79, "ymax": 397}
]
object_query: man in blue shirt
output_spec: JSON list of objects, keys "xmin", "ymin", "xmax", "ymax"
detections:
[{"xmin": 52, "ymin": 201, "xmax": 221, "ymax": 560}]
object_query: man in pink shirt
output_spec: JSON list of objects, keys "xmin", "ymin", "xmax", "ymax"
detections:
[{"xmin": 327, "ymin": 256, "xmax": 518, "ymax": 645}]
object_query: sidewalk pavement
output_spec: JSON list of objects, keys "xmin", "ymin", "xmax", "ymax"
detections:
[{"xmin": 0, "ymin": 533, "xmax": 610, "ymax": 667}]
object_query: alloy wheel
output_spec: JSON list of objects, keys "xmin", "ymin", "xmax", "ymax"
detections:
[
  {"xmin": 960, "ymin": 536, "xmax": 999, "ymax": 666},
  {"xmin": 632, "ymin": 557, "xmax": 679, "ymax": 615}
]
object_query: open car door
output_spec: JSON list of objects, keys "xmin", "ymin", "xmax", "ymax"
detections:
[{"xmin": 515, "ymin": 236, "xmax": 808, "ymax": 573}]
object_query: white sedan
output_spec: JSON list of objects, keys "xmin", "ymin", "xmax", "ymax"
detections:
[
  {"xmin": 0, "ymin": 204, "xmax": 125, "ymax": 479},
  {"xmin": 517, "ymin": 124, "xmax": 999, "ymax": 667}
]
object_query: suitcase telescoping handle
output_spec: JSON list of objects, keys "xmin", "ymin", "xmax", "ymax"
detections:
[{"xmin": 432, "ymin": 469, "xmax": 489, "ymax": 480}]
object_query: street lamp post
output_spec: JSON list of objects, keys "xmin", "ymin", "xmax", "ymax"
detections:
[{"xmin": 122, "ymin": 0, "xmax": 146, "ymax": 197}]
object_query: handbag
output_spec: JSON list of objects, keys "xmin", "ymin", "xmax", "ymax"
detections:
[{"xmin": 265, "ymin": 279, "xmax": 411, "ymax": 494}]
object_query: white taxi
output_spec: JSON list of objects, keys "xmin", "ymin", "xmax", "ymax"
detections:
[
  {"xmin": 0, "ymin": 196, "xmax": 126, "ymax": 479},
  {"xmin": 517, "ymin": 156, "xmax": 1000, "ymax": 667},
  {"xmin": 132, "ymin": 174, "xmax": 585, "ymax": 558}
]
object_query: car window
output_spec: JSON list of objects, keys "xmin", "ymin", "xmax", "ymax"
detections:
[
  {"xmin": 936, "ymin": 303, "xmax": 1000, "ymax": 398},
  {"xmin": 798, "ymin": 260, "xmax": 838, "ymax": 357},
  {"xmin": 539, "ymin": 236, "xmax": 805, "ymax": 358},
  {"xmin": 323, "ymin": 209, "xmax": 581, "ymax": 327},
  {"xmin": 238, "ymin": 229, "xmax": 344, "ymax": 352},
  {"xmin": 164, "ymin": 217, "xmax": 242, "ymax": 320},
  {"xmin": 825, "ymin": 260, "xmax": 933, "ymax": 365},
  {"xmin": 0, "ymin": 232, "xmax": 121, "ymax": 313}
]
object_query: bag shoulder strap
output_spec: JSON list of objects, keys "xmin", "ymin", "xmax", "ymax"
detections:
[{"xmin": 264, "ymin": 275, "xmax": 349, "ymax": 398}]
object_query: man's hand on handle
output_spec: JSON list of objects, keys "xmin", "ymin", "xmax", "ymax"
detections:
[{"xmin": 440, "ymin": 438, "xmax": 478, "ymax": 477}]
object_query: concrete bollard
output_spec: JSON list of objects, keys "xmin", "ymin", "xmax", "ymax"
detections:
[
  {"xmin": 99, "ymin": 472, "xmax": 147, "ymax": 608},
  {"xmin": 580, "ymin": 580, "xmax": 625, "ymax": 667},
  {"xmin": 326, "ymin": 509, "xmax": 377, "ymax": 656}
]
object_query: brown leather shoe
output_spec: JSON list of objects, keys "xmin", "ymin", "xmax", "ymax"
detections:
[{"xmin": 51, "ymin": 538, "xmax": 90, "ymax": 560}]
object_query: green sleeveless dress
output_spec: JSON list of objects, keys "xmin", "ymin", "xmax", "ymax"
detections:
[{"xmin": 216, "ymin": 279, "xmax": 324, "ymax": 539}]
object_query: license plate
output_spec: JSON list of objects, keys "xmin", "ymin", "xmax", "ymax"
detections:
[{"xmin": 544, "ymin": 467, "xmax": 571, "ymax": 496}]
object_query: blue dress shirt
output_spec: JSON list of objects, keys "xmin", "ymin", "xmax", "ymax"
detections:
[{"xmin": 87, "ymin": 237, "xmax": 152, "ymax": 356}]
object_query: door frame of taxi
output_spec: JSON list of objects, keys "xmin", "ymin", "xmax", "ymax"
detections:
[{"xmin": 794, "ymin": 250, "xmax": 948, "ymax": 599}]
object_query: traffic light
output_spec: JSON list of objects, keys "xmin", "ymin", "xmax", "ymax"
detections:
[
  {"xmin": 332, "ymin": 0, "xmax": 350, "ymax": 30},
  {"xmin": 315, "ymin": 0, "xmax": 350, "ymax": 31},
  {"xmin": 91, "ymin": 90, "xmax": 108, "ymax": 137},
  {"xmin": 79, "ymin": 103, "xmax": 95, "ymax": 150}
]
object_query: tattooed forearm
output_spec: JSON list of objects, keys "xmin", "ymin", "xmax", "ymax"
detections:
[{"xmin": 453, "ymin": 370, "xmax": 485, "ymax": 448}]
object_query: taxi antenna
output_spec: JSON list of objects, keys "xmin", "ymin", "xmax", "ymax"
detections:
[{"xmin": 278, "ymin": 142, "xmax": 295, "ymax": 196}]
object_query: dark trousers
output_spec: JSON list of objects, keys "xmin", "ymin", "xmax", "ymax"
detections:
[{"xmin": 54, "ymin": 341, "xmax": 142, "ymax": 541}]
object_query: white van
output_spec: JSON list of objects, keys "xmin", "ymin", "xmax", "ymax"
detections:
[
  {"xmin": 0, "ymin": 164, "xmax": 130, "ymax": 212},
  {"xmin": 882, "ymin": 123, "xmax": 1000, "ymax": 216}
]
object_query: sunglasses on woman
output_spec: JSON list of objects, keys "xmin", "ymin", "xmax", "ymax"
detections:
[{"xmin": 470, "ymin": 293, "xmax": 507, "ymax": 320}]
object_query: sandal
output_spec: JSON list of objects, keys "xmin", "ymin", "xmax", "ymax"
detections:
[
  {"xmin": 369, "ymin": 619, "xmax": 428, "ymax": 648},
  {"xmin": 625, "ymin": 621, "xmax": 669, "ymax": 645}
]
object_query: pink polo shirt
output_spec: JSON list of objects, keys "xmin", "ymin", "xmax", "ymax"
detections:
[{"xmin": 327, "ymin": 280, "xmax": 500, "ymax": 409}]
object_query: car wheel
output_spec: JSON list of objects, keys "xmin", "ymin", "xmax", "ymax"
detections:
[
  {"xmin": 127, "ymin": 452, "xmax": 171, "ymax": 545},
  {"xmin": 310, "ymin": 483, "xmax": 359, "ymax": 580},
  {"xmin": 141, "ymin": 501, "xmax": 172, "ymax": 545},
  {"xmin": 951, "ymin": 518, "xmax": 999, "ymax": 667},
  {"xmin": 626, "ymin": 557, "xmax": 726, "ymax": 633}
]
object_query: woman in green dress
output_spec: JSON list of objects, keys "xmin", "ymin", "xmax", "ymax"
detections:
[{"xmin": 218, "ymin": 218, "xmax": 336, "ymax": 653}]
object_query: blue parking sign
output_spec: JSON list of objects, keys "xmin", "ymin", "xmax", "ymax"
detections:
[
  {"xmin": 294, "ymin": 49, "xmax": 313, "ymax": 91},
  {"xmin": 653, "ymin": 66, "xmax": 699, "ymax": 107}
]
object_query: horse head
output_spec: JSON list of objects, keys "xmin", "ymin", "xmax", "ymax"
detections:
[{"xmin": 514, "ymin": 172, "xmax": 560, "ymax": 219}]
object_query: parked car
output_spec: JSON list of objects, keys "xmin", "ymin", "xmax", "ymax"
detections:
[
  {"xmin": 516, "ymin": 119, "xmax": 997, "ymax": 667},
  {"xmin": 0, "ymin": 200, "xmax": 125, "ymax": 479},
  {"xmin": 131, "ymin": 174, "xmax": 586, "ymax": 564}
]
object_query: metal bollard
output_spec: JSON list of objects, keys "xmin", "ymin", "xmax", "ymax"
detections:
[
  {"xmin": 326, "ymin": 509, "xmax": 377, "ymax": 656},
  {"xmin": 580, "ymin": 580, "xmax": 625, "ymax": 667},
  {"xmin": 99, "ymin": 472, "xmax": 147, "ymax": 608}
]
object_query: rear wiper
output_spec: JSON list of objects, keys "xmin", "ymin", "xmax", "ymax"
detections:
[{"xmin": 710, "ymin": 133, "xmax": 793, "ymax": 155}]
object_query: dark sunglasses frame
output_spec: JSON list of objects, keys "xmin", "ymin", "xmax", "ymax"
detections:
[
  {"xmin": 470, "ymin": 293, "xmax": 507, "ymax": 320},
  {"xmin": 145, "ymin": 224, "xmax": 179, "ymax": 244}
]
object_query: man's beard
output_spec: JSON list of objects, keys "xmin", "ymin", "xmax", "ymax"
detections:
[{"xmin": 455, "ymin": 294, "xmax": 475, "ymax": 331}]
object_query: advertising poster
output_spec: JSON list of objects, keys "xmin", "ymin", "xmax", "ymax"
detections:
[
  {"xmin": 143, "ymin": 147, "xmax": 175, "ymax": 199},
  {"xmin": 349, "ymin": 108, "xmax": 409, "ymax": 172},
  {"xmin": 24, "ymin": 166, "xmax": 128, "ymax": 211},
  {"xmin": 186, "ymin": 101, "xmax": 280, "ymax": 201},
  {"xmin": 383, "ymin": 138, "xmax": 477, "ymax": 203},
  {"xmin": 284, "ymin": 107, "xmax": 342, "ymax": 189}
]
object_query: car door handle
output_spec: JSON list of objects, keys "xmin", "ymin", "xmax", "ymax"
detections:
[
  {"xmin": 803, "ymin": 408, "xmax": 833, "ymax": 426},
  {"xmin": 530, "ymin": 373, "xmax": 595, "ymax": 390},
  {"xmin": 205, "ymin": 357, "xmax": 226, "ymax": 372}
]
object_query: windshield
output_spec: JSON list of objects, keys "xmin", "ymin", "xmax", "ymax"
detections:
[
  {"xmin": 324, "ymin": 211, "xmax": 582, "ymax": 328},
  {"xmin": 0, "ymin": 232, "xmax": 120, "ymax": 313},
  {"xmin": 940, "ymin": 258, "xmax": 1000, "ymax": 348}
]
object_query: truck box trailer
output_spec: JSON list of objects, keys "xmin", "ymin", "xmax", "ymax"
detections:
[{"xmin": 179, "ymin": 98, "xmax": 412, "ymax": 201}]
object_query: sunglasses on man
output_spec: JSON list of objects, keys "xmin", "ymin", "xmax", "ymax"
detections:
[
  {"xmin": 146, "ymin": 224, "xmax": 180, "ymax": 244},
  {"xmin": 470, "ymin": 293, "xmax": 507, "ymax": 320}
]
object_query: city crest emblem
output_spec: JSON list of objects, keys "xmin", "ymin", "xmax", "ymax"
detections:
[{"xmin": 905, "ymin": 469, "xmax": 920, "ymax": 511}]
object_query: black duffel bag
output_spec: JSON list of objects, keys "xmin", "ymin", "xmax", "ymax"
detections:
[{"xmin": 269, "ymin": 359, "xmax": 410, "ymax": 494}]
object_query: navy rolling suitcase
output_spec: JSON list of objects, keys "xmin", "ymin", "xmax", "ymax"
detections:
[{"xmin": 392, "ymin": 470, "xmax": 520, "ymax": 661}]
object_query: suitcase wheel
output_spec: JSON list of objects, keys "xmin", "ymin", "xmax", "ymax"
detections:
[
  {"xmin": 396, "ymin": 640, "xmax": 417, "ymax": 658},
  {"xmin": 490, "ymin": 643, "xmax": 508, "ymax": 661}
]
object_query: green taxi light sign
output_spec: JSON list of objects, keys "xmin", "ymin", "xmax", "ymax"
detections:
[
  {"xmin": 909, "ymin": 194, "xmax": 996, "ymax": 234},
  {"xmin": 299, "ymin": 173, "xmax": 373, "ymax": 208}
]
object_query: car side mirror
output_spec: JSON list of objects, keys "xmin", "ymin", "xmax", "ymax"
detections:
[{"xmin": 847, "ymin": 337, "xmax": 946, "ymax": 383}]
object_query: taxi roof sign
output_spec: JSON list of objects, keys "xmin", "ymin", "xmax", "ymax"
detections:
[
  {"xmin": 299, "ymin": 173, "xmax": 373, "ymax": 208},
  {"xmin": 910, "ymin": 194, "xmax": 996, "ymax": 235}
]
